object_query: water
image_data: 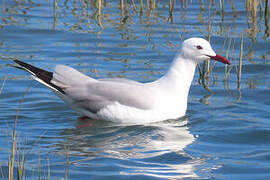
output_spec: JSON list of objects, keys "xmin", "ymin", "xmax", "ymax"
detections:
[{"xmin": 0, "ymin": 0, "xmax": 270, "ymax": 179}]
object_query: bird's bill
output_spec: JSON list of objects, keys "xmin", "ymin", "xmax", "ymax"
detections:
[{"xmin": 208, "ymin": 54, "xmax": 231, "ymax": 65}]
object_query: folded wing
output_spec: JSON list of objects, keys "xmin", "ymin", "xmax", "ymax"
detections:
[
  {"xmin": 61, "ymin": 78, "xmax": 155, "ymax": 113},
  {"xmin": 13, "ymin": 60, "xmax": 156, "ymax": 114}
]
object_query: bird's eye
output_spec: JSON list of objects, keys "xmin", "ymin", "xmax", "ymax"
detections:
[{"xmin": 196, "ymin": 45, "xmax": 203, "ymax": 50}]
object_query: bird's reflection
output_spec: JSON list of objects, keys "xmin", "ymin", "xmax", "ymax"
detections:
[{"xmin": 56, "ymin": 117, "xmax": 201, "ymax": 179}]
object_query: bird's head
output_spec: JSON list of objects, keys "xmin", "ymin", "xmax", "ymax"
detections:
[{"xmin": 181, "ymin": 38, "xmax": 230, "ymax": 65}]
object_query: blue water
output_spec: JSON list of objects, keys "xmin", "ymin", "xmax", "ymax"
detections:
[{"xmin": 0, "ymin": 0, "xmax": 270, "ymax": 179}]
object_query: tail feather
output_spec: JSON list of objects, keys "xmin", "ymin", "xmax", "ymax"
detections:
[{"xmin": 13, "ymin": 60, "xmax": 65, "ymax": 94}]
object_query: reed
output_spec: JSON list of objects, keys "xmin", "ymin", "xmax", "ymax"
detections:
[
  {"xmin": 266, "ymin": 0, "xmax": 269, "ymax": 17},
  {"xmin": 265, "ymin": 0, "xmax": 270, "ymax": 37},
  {"xmin": 0, "ymin": 163, "xmax": 4, "ymax": 179},
  {"xmin": 168, "ymin": 0, "xmax": 175, "ymax": 22},
  {"xmin": 140, "ymin": 0, "xmax": 143, "ymax": 12},
  {"xmin": 96, "ymin": 0, "xmax": 104, "ymax": 30},
  {"xmin": 238, "ymin": 33, "xmax": 244, "ymax": 91},
  {"xmin": 8, "ymin": 102, "xmax": 20, "ymax": 179},
  {"xmin": 17, "ymin": 139, "xmax": 26, "ymax": 180},
  {"xmin": 53, "ymin": 0, "xmax": 58, "ymax": 29},
  {"xmin": 97, "ymin": 0, "xmax": 102, "ymax": 16},
  {"xmin": 8, "ymin": 95, "xmax": 21, "ymax": 180},
  {"xmin": 4, "ymin": 82, "xmax": 57, "ymax": 180},
  {"xmin": 219, "ymin": 0, "xmax": 224, "ymax": 16},
  {"xmin": 180, "ymin": 0, "xmax": 188, "ymax": 8},
  {"xmin": 205, "ymin": 15, "xmax": 212, "ymax": 85},
  {"xmin": 0, "ymin": 77, "xmax": 7, "ymax": 95},
  {"xmin": 120, "ymin": 0, "xmax": 124, "ymax": 17},
  {"xmin": 197, "ymin": 2, "xmax": 213, "ymax": 88},
  {"xmin": 246, "ymin": 0, "xmax": 259, "ymax": 40},
  {"xmin": 65, "ymin": 150, "xmax": 70, "ymax": 180},
  {"xmin": 131, "ymin": 0, "xmax": 137, "ymax": 11},
  {"xmin": 7, "ymin": 81, "xmax": 32, "ymax": 180},
  {"xmin": 47, "ymin": 159, "xmax": 50, "ymax": 180},
  {"xmin": 224, "ymin": 36, "xmax": 232, "ymax": 81}
]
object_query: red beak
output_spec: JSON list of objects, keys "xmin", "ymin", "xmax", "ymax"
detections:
[{"xmin": 208, "ymin": 54, "xmax": 231, "ymax": 65}]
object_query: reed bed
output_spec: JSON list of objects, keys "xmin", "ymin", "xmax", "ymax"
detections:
[{"xmin": 89, "ymin": 0, "xmax": 264, "ymax": 88}]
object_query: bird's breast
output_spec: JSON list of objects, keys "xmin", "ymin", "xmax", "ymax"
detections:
[{"xmin": 95, "ymin": 99, "xmax": 186, "ymax": 123}]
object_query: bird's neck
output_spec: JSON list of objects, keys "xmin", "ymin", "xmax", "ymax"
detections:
[{"xmin": 157, "ymin": 53, "xmax": 197, "ymax": 95}]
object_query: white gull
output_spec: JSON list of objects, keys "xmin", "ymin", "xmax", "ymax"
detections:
[{"xmin": 13, "ymin": 38, "xmax": 230, "ymax": 123}]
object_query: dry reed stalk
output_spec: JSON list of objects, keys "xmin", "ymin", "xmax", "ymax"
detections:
[
  {"xmin": 47, "ymin": 159, "xmax": 51, "ymax": 180},
  {"xmin": 205, "ymin": 19, "xmax": 212, "ymax": 83},
  {"xmin": 0, "ymin": 163, "xmax": 4, "ymax": 179},
  {"xmin": 53, "ymin": 0, "xmax": 58, "ymax": 29},
  {"xmin": 225, "ymin": 38, "xmax": 235, "ymax": 77},
  {"xmin": 219, "ymin": 0, "xmax": 223, "ymax": 9},
  {"xmin": 221, "ymin": 32, "xmax": 229, "ymax": 53},
  {"xmin": 146, "ymin": 0, "xmax": 152, "ymax": 16},
  {"xmin": 265, "ymin": 0, "xmax": 270, "ymax": 37},
  {"xmin": 0, "ymin": 77, "xmax": 7, "ymax": 95},
  {"xmin": 16, "ymin": 139, "xmax": 26, "ymax": 180},
  {"xmin": 98, "ymin": 0, "xmax": 102, "ymax": 15},
  {"xmin": 231, "ymin": 1, "xmax": 237, "ymax": 17},
  {"xmin": 246, "ymin": 0, "xmax": 250, "ymax": 10},
  {"xmin": 120, "ymin": 0, "xmax": 124, "ymax": 17},
  {"xmin": 180, "ymin": 0, "xmax": 188, "ymax": 8},
  {"xmin": 219, "ymin": 0, "xmax": 224, "ymax": 16},
  {"xmin": 246, "ymin": 0, "xmax": 258, "ymax": 40},
  {"xmin": 65, "ymin": 150, "xmax": 70, "ymax": 180},
  {"xmin": 131, "ymin": 0, "xmax": 137, "ymax": 11},
  {"xmin": 224, "ymin": 37, "xmax": 232, "ymax": 81},
  {"xmin": 8, "ymin": 101, "xmax": 20, "ymax": 180},
  {"xmin": 266, "ymin": 0, "xmax": 269, "ymax": 18},
  {"xmin": 238, "ymin": 33, "xmax": 244, "ymax": 91},
  {"xmin": 8, "ymin": 81, "xmax": 32, "ymax": 180},
  {"xmin": 252, "ymin": 0, "xmax": 258, "ymax": 28},
  {"xmin": 96, "ymin": 0, "xmax": 104, "ymax": 30},
  {"xmin": 229, "ymin": 39, "xmax": 235, "ymax": 75},
  {"xmin": 149, "ymin": 0, "xmax": 153, "ymax": 9},
  {"xmin": 140, "ymin": 0, "xmax": 143, "ymax": 12},
  {"xmin": 38, "ymin": 155, "xmax": 41, "ymax": 180},
  {"xmin": 208, "ymin": 61, "xmax": 217, "ymax": 77},
  {"xmin": 168, "ymin": 0, "xmax": 175, "ymax": 22}
]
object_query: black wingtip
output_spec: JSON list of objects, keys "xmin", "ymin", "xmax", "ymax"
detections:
[
  {"xmin": 14, "ymin": 60, "xmax": 25, "ymax": 66},
  {"xmin": 14, "ymin": 60, "xmax": 49, "ymax": 75},
  {"xmin": 13, "ymin": 60, "xmax": 65, "ymax": 94}
]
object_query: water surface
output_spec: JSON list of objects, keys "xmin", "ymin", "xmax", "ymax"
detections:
[{"xmin": 0, "ymin": 0, "xmax": 270, "ymax": 179}]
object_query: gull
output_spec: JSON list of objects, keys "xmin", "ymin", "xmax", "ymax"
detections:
[{"xmin": 13, "ymin": 38, "xmax": 230, "ymax": 123}]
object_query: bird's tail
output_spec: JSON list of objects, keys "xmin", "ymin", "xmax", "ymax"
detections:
[{"xmin": 13, "ymin": 60, "xmax": 65, "ymax": 94}]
